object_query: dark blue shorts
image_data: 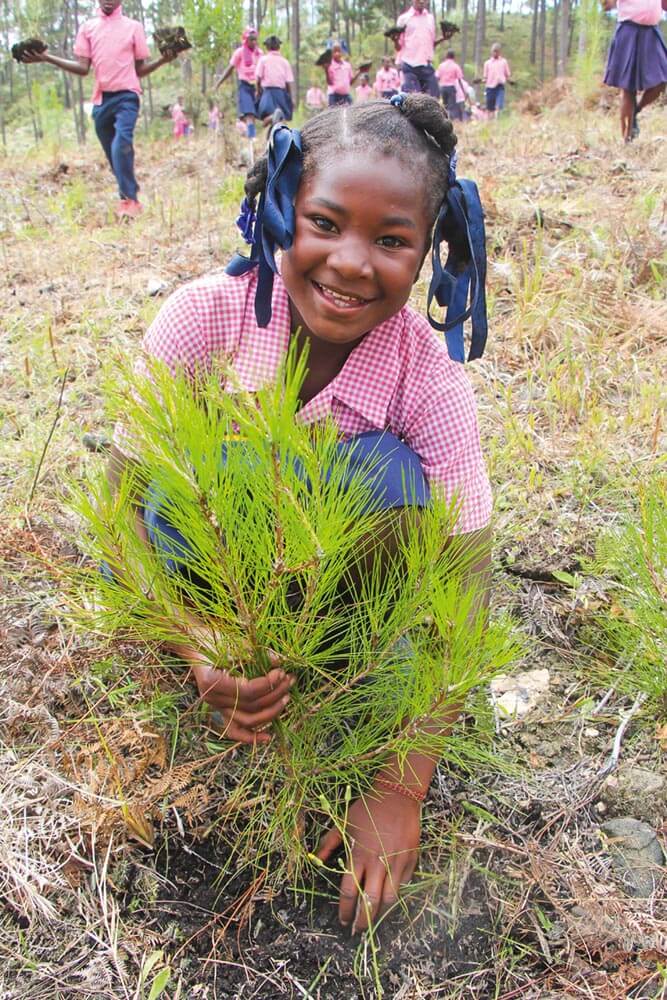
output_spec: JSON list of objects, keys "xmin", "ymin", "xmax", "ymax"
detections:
[
  {"xmin": 143, "ymin": 431, "xmax": 429, "ymax": 582},
  {"xmin": 257, "ymin": 86, "xmax": 293, "ymax": 120},
  {"xmin": 485, "ymin": 83, "xmax": 505, "ymax": 111},
  {"xmin": 237, "ymin": 80, "xmax": 257, "ymax": 118}
]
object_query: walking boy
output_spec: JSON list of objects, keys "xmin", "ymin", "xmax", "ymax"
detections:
[{"xmin": 23, "ymin": 0, "xmax": 177, "ymax": 217}]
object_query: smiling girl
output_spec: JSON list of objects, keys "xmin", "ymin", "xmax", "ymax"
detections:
[{"xmin": 107, "ymin": 95, "xmax": 491, "ymax": 933}]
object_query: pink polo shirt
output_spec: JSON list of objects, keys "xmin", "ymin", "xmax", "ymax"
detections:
[
  {"xmin": 306, "ymin": 86, "xmax": 325, "ymax": 107},
  {"xmin": 115, "ymin": 269, "xmax": 492, "ymax": 535},
  {"xmin": 256, "ymin": 50, "xmax": 294, "ymax": 89},
  {"xmin": 396, "ymin": 7, "xmax": 437, "ymax": 67},
  {"xmin": 355, "ymin": 83, "xmax": 373, "ymax": 102},
  {"xmin": 436, "ymin": 58, "xmax": 463, "ymax": 86},
  {"xmin": 375, "ymin": 66, "xmax": 401, "ymax": 92},
  {"xmin": 73, "ymin": 4, "xmax": 149, "ymax": 105},
  {"xmin": 483, "ymin": 56, "xmax": 510, "ymax": 87},
  {"xmin": 327, "ymin": 58, "xmax": 354, "ymax": 95},
  {"xmin": 230, "ymin": 44, "xmax": 262, "ymax": 84},
  {"xmin": 616, "ymin": 0, "xmax": 662, "ymax": 24}
]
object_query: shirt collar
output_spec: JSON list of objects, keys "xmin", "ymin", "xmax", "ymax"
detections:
[{"xmin": 327, "ymin": 315, "xmax": 403, "ymax": 429}]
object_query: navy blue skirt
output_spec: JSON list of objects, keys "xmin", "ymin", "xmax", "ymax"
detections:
[
  {"xmin": 604, "ymin": 20, "xmax": 667, "ymax": 91},
  {"xmin": 237, "ymin": 80, "xmax": 257, "ymax": 117},
  {"xmin": 143, "ymin": 431, "xmax": 430, "ymax": 583},
  {"xmin": 257, "ymin": 86, "xmax": 293, "ymax": 120}
]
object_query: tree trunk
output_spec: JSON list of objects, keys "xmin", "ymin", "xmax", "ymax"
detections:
[
  {"xmin": 330, "ymin": 0, "xmax": 338, "ymax": 36},
  {"xmin": 73, "ymin": 0, "xmax": 87, "ymax": 143},
  {"xmin": 473, "ymin": 0, "xmax": 486, "ymax": 74},
  {"xmin": 552, "ymin": 0, "xmax": 559, "ymax": 77},
  {"xmin": 539, "ymin": 0, "xmax": 547, "ymax": 81},
  {"xmin": 558, "ymin": 0, "xmax": 569, "ymax": 73},
  {"xmin": 530, "ymin": 0, "xmax": 539, "ymax": 63},
  {"xmin": 461, "ymin": 0, "xmax": 470, "ymax": 69},
  {"xmin": 291, "ymin": 0, "xmax": 300, "ymax": 107},
  {"xmin": 499, "ymin": 0, "xmax": 506, "ymax": 31},
  {"xmin": 135, "ymin": 0, "xmax": 154, "ymax": 121}
]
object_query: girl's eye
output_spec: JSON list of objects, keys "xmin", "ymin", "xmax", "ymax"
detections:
[
  {"xmin": 377, "ymin": 235, "xmax": 406, "ymax": 249},
  {"xmin": 311, "ymin": 216, "xmax": 337, "ymax": 233}
]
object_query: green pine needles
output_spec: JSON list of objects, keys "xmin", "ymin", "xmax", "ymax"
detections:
[
  {"xmin": 72, "ymin": 347, "xmax": 520, "ymax": 885},
  {"xmin": 588, "ymin": 475, "xmax": 667, "ymax": 716}
]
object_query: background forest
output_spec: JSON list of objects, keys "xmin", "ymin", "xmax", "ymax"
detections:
[{"xmin": 3, "ymin": 0, "xmax": 615, "ymax": 146}]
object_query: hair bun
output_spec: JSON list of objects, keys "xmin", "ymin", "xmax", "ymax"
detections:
[{"xmin": 401, "ymin": 93, "xmax": 457, "ymax": 158}]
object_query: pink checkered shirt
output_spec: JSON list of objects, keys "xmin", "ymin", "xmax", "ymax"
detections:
[{"xmin": 114, "ymin": 269, "xmax": 492, "ymax": 535}]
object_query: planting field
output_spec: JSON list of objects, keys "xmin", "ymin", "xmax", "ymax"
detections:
[{"xmin": 1, "ymin": 88, "xmax": 666, "ymax": 998}]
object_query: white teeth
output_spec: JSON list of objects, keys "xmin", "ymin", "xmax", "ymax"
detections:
[{"xmin": 317, "ymin": 282, "xmax": 365, "ymax": 306}]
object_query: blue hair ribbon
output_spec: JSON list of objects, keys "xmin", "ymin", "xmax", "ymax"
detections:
[
  {"xmin": 390, "ymin": 92, "xmax": 487, "ymax": 362},
  {"xmin": 427, "ymin": 178, "xmax": 488, "ymax": 362},
  {"xmin": 226, "ymin": 124, "xmax": 303, "ymax": 327}
]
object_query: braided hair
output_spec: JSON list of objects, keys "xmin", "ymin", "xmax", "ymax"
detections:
[{"xmin": 244, "ymin": 93, "xmax": 457, "ymax": 232}]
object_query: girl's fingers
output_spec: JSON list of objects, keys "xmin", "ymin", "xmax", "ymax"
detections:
[
  {"xmin": 222, "ymin": 695, "xmax": 291, "ymax": 731},
  {"xmin": 234, "ymin": 669, "xmax": 294, "ymax": 707},
  {"xmin": 225, "ymin": 721, "xmax": 273, "ymax": 745},
  {"xmin": 316, "ymin": 826, "xmax": 342, "ymax": 862},
  {"xmin": 352, "ymin": 867, "xmax": 385, "ymax": 933},
  {"xmin": 338, "ymin": 866, "xmax": 362, "ymax": 928},
  {"xmin": 236, "ymin": 674, "xmax": 294, "ymax": 710}
]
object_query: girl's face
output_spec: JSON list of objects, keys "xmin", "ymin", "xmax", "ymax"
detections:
[
  {"xmin": 332, "ymin": 45, "xmax": 343, "ymax": 61},
  {"xmin": 281, "ymin": 154, "xmax": 430, "ymax": 346}
]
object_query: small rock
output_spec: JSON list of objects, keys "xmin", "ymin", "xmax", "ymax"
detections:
[
  {"xmin": 600, "ymin": 817, "xmax": 664, "ymax": 898},
  {"xmin": 146, "ymin": 277, "xmax": 169, "ymax": 296},
  {"xmin": 602, "ymin": 765, "xmax": 667, "ymax": 824},
  {"xmin": 490, "ymin": 668, "xmax": 550, "ymax": 721},
  {"xmin": 584, "ymin": 727, "xmax": 600, "ymax": 737},
  {"xmin": 82, "ymin": 432, "xmax": 111, "ymax": 453}
]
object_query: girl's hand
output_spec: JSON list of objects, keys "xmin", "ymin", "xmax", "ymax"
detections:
[
  {"xmin": 316, "ymin": 786, "xmax": 421, "ymax": 932},
  {"xmin": 190, "ymin": 657, "xmax": 295, "ymax": 745}
]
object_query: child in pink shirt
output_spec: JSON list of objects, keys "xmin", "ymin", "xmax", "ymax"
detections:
[
  {"xmin": 107, "ymin": 95, "xmax": 491, "ymax": 937},
  {"xmin": 207, "ymin": 99, "xmax": 221, "ymax": 133},
  {"xmin": 603, "ymin": 0, "xmax": 667, "ymax": 141},
  {"xmin": 21, "ymin": 0, "xmax": 177, "ymax": 217},
  {"xmin": 323, "ymin": 42, "xmax": 360, "ymax": 106},
  {"xmin": 256, "ymin": 35, "xmax": 295, "ymax": 125},
  {"xmin": 171, "ymin": 96, "xmax": 190, "ymax": 138},
  {"xmin": 483, "ymin": 43, "xmax": 511, "ymax": 117},
  {"xmin": 435, "ymin": 49, "xmax": 465, "ymax": 120},
  {"xmin": 305, "ymin": 85, "xmax": 325, "ymax": 109},
  {"xmin": 215, "ymin": 26, "xmax": 262, "ymax": 139},
  {"xmin": 375, "ymin": 57, "xmax": 401, "ymax": 98},
  {"xmin": 393, "ymin": 0, "xmax": 445, "ymax": 97},
  {"xmin": 355, "ymin": 74, "xmax": 373, "ymax": 102}
]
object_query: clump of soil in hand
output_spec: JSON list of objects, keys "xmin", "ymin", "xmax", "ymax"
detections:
[
  {"xmin": 11, "ymin": 38, "xmax": 47, "ymax": 63},
  {"xmin": 384, "ymin": 25, "xmax": 406, "ymax": 39},
  {"xmin": 440, "ymin": 21, "xmax": 460, "ymax": 38},
  {"xmin": 153, "ymin": 26, "xmax": 192, "ymax": 56}
]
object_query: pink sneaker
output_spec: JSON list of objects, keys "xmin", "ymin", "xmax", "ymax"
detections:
[{"xmin": 116, "ymin": 199, "xmax": 143, "ymax": 218}]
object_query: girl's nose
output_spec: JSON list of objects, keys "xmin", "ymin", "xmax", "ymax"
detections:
[{"xmin": 327, "ymin": 238, "xmax": 374, "ymax": 281}]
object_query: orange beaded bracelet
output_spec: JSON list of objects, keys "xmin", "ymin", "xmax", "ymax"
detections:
[{"xmin": 374, "ymin": 777, "xmax": 426, "ymax": 804}]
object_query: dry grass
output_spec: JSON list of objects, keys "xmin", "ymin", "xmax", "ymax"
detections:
[{"xmin": 1, "ymin": 99, "xmax": 666, "ymax": 998}]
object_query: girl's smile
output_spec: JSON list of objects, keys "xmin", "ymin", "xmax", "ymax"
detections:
[{"xmin": 281, "ymin": 154, "xmax": 429, "ymax": 345}]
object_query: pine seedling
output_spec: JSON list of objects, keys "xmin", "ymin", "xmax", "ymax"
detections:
[
  {"xmin": 71, "ymin": 346, "xmax": 521, "ymax": 886},
  {"xmin": 588, "ymin": 474, "xmax": 667, "ymax": 715}
]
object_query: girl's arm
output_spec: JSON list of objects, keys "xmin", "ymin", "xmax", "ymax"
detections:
[
  {"xmin": 105, "ymin": 444, "xmax": 295, "ymax": 743},
  {"xmin": 214, "ymin": 64, "xmax": 235, "ymax": 89},
  {"xmin": 317, "ymin": 524, "xmax": 492, "ymax": 932}
]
